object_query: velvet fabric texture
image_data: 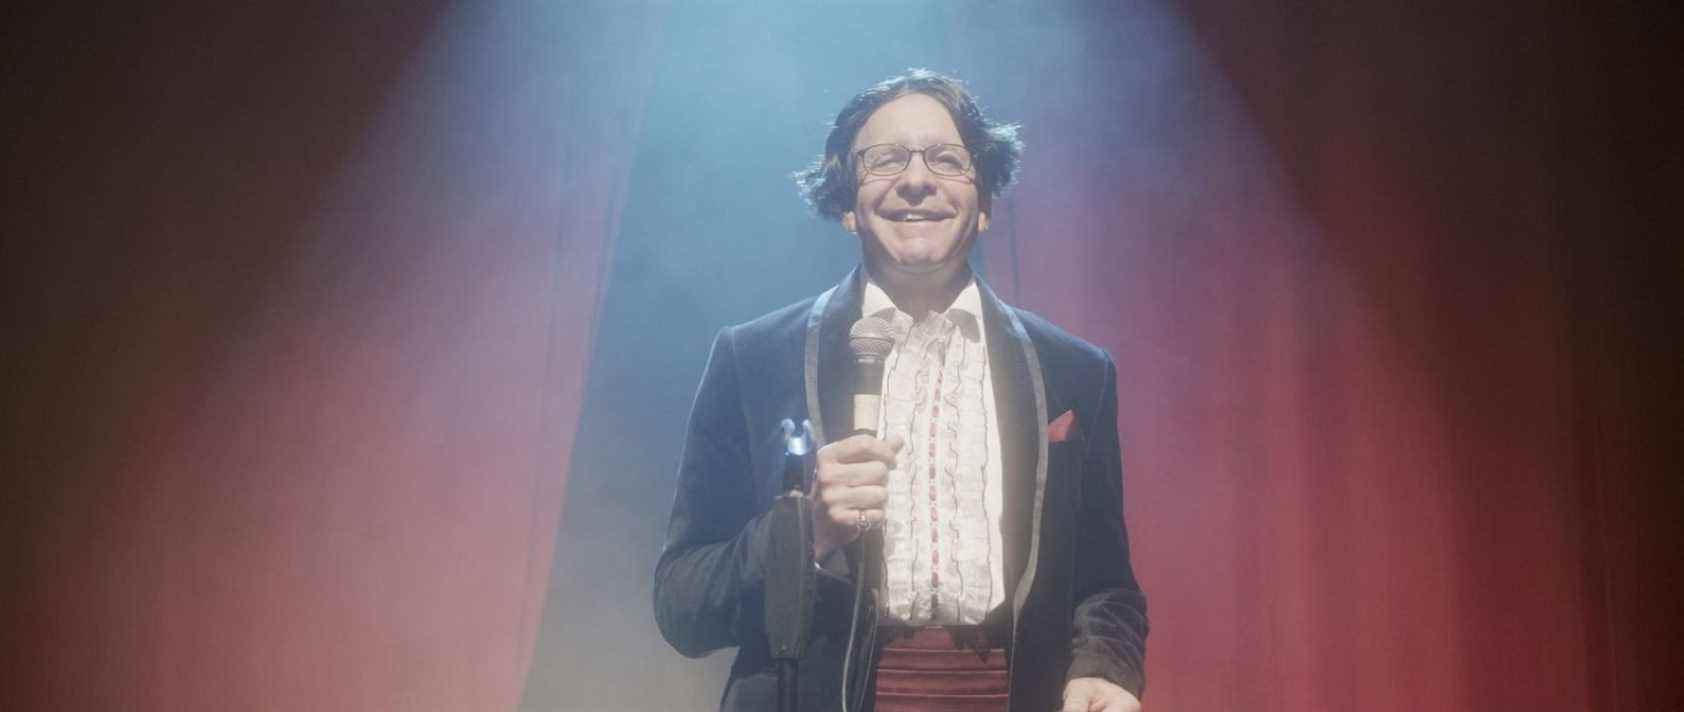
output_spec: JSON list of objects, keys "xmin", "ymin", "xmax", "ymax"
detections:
[{"xmin": 653, "ymin": 267, "xmax": 1148, "ymax": 711}]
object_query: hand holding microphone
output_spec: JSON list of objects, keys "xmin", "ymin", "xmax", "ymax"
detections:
[
  {"xmin": 811, "ymin": 433, "xmax": 903, "ymax": 559},
  {"xmin": 811, "ymin": 313, "xmax": 902, "ymax": 561}
]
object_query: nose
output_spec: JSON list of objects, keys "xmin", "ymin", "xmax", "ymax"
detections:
[{"xmin": 894, "ymin": 152, "xmax": 938, "ymax": 200}]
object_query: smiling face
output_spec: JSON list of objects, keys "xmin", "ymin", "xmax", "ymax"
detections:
[{"xmin": 842, "ymin": 93, "xmax": 989, "ymax": 286}]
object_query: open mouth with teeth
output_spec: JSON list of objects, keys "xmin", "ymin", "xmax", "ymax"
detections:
[{"xmin": 885, "ymin": 210, "xmax": 953, "ymax": 223}]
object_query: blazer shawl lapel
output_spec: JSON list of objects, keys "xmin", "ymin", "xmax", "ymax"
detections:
[
  {"xmin": 804, "ymin": 265, "xmax": 866, "ymax": 449},
  {"xmin": 975, "ymin": 278, "xmax": 1049, "ymax": 642}
]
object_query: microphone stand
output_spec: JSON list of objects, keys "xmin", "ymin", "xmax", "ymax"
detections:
[{"xmin": 765, "ymin": 420, "xmax": 814, "ymax": 712}]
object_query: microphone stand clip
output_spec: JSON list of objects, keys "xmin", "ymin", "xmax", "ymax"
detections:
[{"xmin": 765, "ymin": 419, "xmax": 815, "ymax": 712}]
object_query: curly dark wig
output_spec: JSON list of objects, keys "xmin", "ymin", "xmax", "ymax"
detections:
[{"xmin": 793, "ymin": 69, "xmax": 1023, "ymax": 220}]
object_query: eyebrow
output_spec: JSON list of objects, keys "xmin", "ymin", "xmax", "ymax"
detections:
[{"xmin": 857, "ymin": 132, "xmax": 962, "ymax": 149}]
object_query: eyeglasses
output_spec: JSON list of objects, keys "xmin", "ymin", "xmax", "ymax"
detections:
[{"xmin": 852, "ymin": 143, "xmax": 974, "ymax": 178}]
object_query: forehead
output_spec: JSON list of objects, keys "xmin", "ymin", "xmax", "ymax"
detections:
[{"xmin": 852, "ymin": 93, "xmax": 962, "ymax": 150}]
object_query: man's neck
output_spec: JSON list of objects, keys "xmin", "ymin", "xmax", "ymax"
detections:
[{"xmin": 865, "ymin": 261, "xmax": 972, "ymax": 317}]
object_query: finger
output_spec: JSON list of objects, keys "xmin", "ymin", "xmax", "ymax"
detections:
[
  {"xmin": 817, "ymin": 460, "xmax": 889, "ymax": 487},
  {"xmin": 815, "ymin": 459, "xmax": 884, "ymax": 485},
  {"xmin": 815, "ymin": 434, "xmax": 878, "ymax": 463},
  {"xmin": 1060, "ymin": 687, "xmax": 1094, "ymax": 712},
  {"xmin": 823, "ymin": 505, "xmax": 885, "ymax": 529},
  {"xmin": 819, "ymin": 485, "xmax": 887, "ymax": 510},
  {"xmin": 824, "ymin": 433, "xmax": 901, "ymax": 465}
]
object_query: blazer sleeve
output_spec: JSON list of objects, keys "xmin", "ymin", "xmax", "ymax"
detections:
[
  {"xmin": 652, "ymin": 327, "xmax": 769, "ymax": 657},
  {"xmin": 1066, "ymin": 353, "xmax": 1150, "ymax": 696}
]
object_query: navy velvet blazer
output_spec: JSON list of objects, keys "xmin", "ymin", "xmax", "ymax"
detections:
[{"xmin": 654, "ymin": 267, "xmax": 1147, "ymax": 711}]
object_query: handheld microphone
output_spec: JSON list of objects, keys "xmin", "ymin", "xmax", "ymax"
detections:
[
  {"xmin": 846, "ymin": 315, "xmax": 896, "ymax": 586},
  {"xmin": 842, "ymin": 318, "xmax": 895, "ymax": 568},
  {"xmin": 847, "ymin": 315, "xmax": 897, "ymax": 439},
  {"xmin": 840, "ymin": 315, "xmax": 896, "ymax": 712}
]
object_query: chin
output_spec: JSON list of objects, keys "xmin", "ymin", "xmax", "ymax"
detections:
[
  {"xmin": 861, "ymin": 230, "xmax": 968, "ymax": 277},
  {"xmin": 885, "ymin": 260, "xmax": 949, "ymax": 275},
  {"xmin": 882, "ymin": 247, "xmax": 968, "ymax": 274}
]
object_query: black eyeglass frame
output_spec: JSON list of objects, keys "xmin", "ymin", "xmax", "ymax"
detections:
[{"xmin": 850, "ymin": 143, "xmax": 976, "ymax": 178}]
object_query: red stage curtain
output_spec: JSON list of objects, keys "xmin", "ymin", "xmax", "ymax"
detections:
[
  {"xmin": 4, "ymin": 3, "xmax": 1675, "ymax": 712},
  {"xmin": 969, "ymin": 3, "xmax": 1679, "ymax": 710},
  {"xmin": 2, "ymin": 3, "xmax": 660, "ymax": 709}
]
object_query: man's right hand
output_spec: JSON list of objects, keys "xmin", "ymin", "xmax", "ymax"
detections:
[{"xmin": 811, "ymin": 433, "xmax": 904, "ymax": 560}]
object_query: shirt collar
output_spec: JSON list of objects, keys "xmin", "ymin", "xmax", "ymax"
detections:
[
  {"xmin": 861, "ymin": 274, "xmax": 984, "ymax": 342},
  {"xmin": 860, "ymin": 275, "xmax": 983, "ymax": 321}
]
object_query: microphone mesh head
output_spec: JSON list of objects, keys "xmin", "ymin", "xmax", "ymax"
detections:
[{"xmin": 849, "ymin": 315, "xmax": 897, "ymax": 363}]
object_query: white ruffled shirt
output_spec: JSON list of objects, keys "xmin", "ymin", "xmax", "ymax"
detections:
[{"xmin": 862, "ymin": 278, "xmax": 1006, "ymax": 625}]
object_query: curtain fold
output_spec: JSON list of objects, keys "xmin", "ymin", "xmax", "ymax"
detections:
[
  {"xmin": 5, "ymin": 2, "xmax": 1675, "ymax": 712},
  {"xmin": 2, "ymin": 3, "xmax": 661, "ymax": 709},
  {"xmin": 966, "ymin": 2, "xmax": 1677, "ymax": 710}
]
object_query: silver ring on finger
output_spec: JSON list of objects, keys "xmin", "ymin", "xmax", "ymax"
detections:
[{"xmin": 855, "ymin": 509, "xmax": 870, "ymax": 532}]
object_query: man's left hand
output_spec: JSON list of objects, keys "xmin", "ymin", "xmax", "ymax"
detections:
[{"xmin": 1060, "ymin": 677, "xmax": 1141, "ymax": 712}]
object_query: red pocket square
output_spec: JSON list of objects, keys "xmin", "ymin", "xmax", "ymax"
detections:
[{"xmin": 1047, "ymin": 409, "xmax": 1079, "ymax": 442}]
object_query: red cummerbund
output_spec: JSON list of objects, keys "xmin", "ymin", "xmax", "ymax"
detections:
[{"xmin": 874, "ymin": 626, "xmax": 1008, "ymax": 712}]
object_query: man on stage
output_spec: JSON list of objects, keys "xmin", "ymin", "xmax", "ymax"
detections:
[{"xmin": 654, "ymin": 70, "xmax": 1148, "ymax": 712}]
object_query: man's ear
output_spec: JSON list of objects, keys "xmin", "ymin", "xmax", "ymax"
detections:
[
  {"xmin": 841, "ymin": 211, "xmax": 857, "ymax": 233},
  {"xmin": 978, "ymin": 210, "xmax": 990, "ymax": 233}
]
